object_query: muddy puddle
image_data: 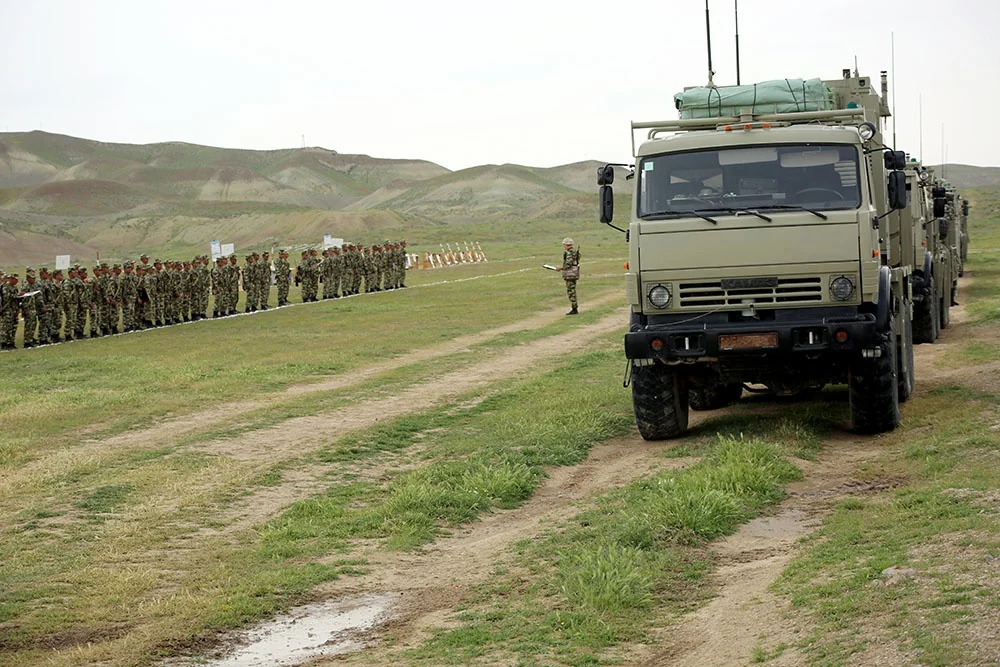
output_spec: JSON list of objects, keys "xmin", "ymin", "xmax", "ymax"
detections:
[{"xmin": 169, "ymin": 593, "xmax": 396, "ymax": 666}]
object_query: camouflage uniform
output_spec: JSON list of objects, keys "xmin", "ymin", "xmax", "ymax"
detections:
[
  {"xmin": 225, "ymin": 255, "xmax": 239, "ymax": 314},
  {"xmin": 74, "ymin": 268, "xmax": 89, "ymax": 339},
  {"xmin": 1, "ymin": 274, "xmax": 20, "ymax": 350},
  {"xmin": 194, "ymin": 256, "xmax": 210, "ymax": 319},
  {"xmin": 141, "ymin": 267, "xmax": 158, "ymax": 327},
  {"xmin": 62, "ymin": 269, "xmax": 79, "ymax": 341},
  {"xmin": 259, "ymin": 252, "xmax": 272, "ymax": 310},
  {"xmin": 38, "ymin": 269, "xmax": 58, "ymax": 343},
  {"xmin": 560, "ymin": 238, "xmax": 580, "ymax": 314},
  {"xmin": 243, "ymin": 256, "xmax": 257, "ymax": 312},
  {"xmin": 274, "ymin": 251, "xmax": 291, "ymax": 306},
  {"xmin": 21, "ymin": 270, "xmax": 42, "ymax": 346},
  {"xmin": 50, "ymin": 270, "xmax": 66, "ymax": 341},
  {"xmin": 210, "ymin": 258, "xmax": 226, "ymax": 317},
  {"xmin": 120, "ymin": 263, "xmax": 138, "ymax": 331}
]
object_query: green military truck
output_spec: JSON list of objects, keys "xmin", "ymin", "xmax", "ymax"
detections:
[{"xmin": 599, "ymin": 70, "xmax": 917, "ymax": 438}]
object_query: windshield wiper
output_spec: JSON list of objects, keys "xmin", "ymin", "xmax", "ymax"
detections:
[
  {"xmin": 644, "ymin": 210, "xmax": 719, "ymax": 224},
  {"xmin": 759, "ymin": 204, "xmax": 828, "ymax": 220},
  {"xmin": 691, "ymin": 207, "xmax": 773, "ymax": 223}
]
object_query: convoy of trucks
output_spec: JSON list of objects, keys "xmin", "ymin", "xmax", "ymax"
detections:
[{"xmin": 598, "ymin": 68, "xmax": 969, "ymax": 439}]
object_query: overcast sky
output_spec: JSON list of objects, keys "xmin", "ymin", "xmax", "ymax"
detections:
[{"xmin": 3, "ymin": 0, "xmax": 998, "ymax": 171}]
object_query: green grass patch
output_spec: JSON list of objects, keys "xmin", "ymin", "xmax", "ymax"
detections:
[{"xmin": 403, "ymin": 435, "xmax": 804, "ymax": 665}]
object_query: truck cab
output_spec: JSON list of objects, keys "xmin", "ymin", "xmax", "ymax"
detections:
[{"xmin": 600, "ymin": 70, "xmax": 913, "ymax": 438}]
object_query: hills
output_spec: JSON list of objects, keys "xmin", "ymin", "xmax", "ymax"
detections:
[
  {"xmin": 1, "ymin": 130, "xmax": 996, "ymax": 266},
  {"xmin": 0, "ymin": 131, "xmax": 608, "ymax": 264}
]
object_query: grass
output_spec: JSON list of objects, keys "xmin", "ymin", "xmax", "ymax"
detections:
[
  {"xmin": 400, "ymin": 435, "xmax": 807, "ymax": 666},
  {"xmin": 767, "ymin": 187, "xmax": 1000, "ymax": 666}
]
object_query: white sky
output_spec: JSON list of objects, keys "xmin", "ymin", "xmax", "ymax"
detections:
[{"xmin": 3, "ymin": 0, "xmax": 998, "ymax": 171}]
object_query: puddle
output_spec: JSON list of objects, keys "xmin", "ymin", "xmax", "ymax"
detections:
[{"xmin": 169, "ymin": 593, "xmax": 396, "ymax": 666}]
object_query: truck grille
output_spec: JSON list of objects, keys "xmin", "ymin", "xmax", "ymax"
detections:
[{"xmin": 678, "ymin": 277, "xmax": 823, "ymax": 308}]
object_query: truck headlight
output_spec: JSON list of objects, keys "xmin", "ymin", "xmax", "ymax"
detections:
[
  {"xmin": 648, "ymin": 284, "xmax": 672, "ymax": 308},
  {"xmin": 830, "ymin": 276, "xmax": 855, "ymax": 301},
  {"xmin": 858, "ymin": 122, "xmax": 877, "ymax": 141}
]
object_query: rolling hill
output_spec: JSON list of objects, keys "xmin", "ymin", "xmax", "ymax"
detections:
[{"xmin": 0, "ymin": 131, "xmax": 606, "ymax": 264}]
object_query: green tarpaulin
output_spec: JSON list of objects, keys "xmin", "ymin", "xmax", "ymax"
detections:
[{"xmin": 674, "ymin": 78, "xmax": 834, "ymax": 119}]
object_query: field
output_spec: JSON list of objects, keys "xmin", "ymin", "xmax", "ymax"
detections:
[{"xmin": 1, "ymin": 197, "xmax": 998, "ymax": 667}]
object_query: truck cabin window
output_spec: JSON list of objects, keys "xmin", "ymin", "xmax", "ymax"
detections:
[{"xmin": 638, "ymin": 144, "xmax": 861, "ymax": 217}]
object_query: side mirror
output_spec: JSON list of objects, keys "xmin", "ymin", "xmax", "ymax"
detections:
[
  {"xmin": 883, "ymin": 150, "xmax": 906, "ymax": 171},
  {"xmin": 962, "ymin": 200, "xmax": 969, "ymax": 216},
  {"xmin": 887, "ymin": 171, "xmax": 908, "ymax": 210},
  {"xmin": 599, "ymin": 185, "xmax": 614, "ymax": 223},
  {"xmin": 933, "ymin": 197, "xmax": 946, "ymax": 218},
  {"xmin": 597, "ymin": 165, "xmax": 615, "ymax": 186},
  {"xmin": 939, "ymin": 217, "xmax": 950, "ymax": 240}
]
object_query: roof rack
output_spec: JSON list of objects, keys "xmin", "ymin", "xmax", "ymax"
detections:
[{"xmin": 630, "ymin": 108, "xmax": 866, "ymax": 156}]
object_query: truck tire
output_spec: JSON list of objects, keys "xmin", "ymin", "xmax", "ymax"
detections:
[
  {"xmin": 849, "ymin": 317, "xmax": 900, "ymax": 434},
  {"xmin": 898, "ymin": 298, "xmax": 914, "ymax": 403},
  {"xmin": 632, "ymin": 363, "xmax": 689, "ymax": 440},
  {"xmin": 912, "ymin": 279, "xmax": 937, "ymax": 344},
  {"xmin": 690, "ymin": 380, "xmax": 743, "ymax": 411}
]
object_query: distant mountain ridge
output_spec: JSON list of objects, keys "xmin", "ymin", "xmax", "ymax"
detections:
[{"xmin": 0, "ymin": 131, "xmax": 609, "ymax": 263}]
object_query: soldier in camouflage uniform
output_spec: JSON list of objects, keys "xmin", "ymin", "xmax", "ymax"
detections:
[
  {"xmin": 210, "ymin": 257, "xmax": 226, "ymax": 317},
  {"xmin": 225, "ymin": 254, "xmax": 239, "ymax": 315},
  {"xmin": 1, "ymin": 273, "xmax": 19, "ymax": 350},
  {"xmin": 151, "ymin": 259, "xmax": 166, "ymax": 326},
  {"xmin": 37, "ymin": 267, "xmax": 55, "ymax": 344},
  {"xmin": 320, "ymin": 249, "xmax": 333, "ymax": 300},
  {"xmin": 62, "ymin": 267, "xmax": 80, "ymax": 341},
  {"xmin": 120, "ymin": 262, "xmax": 138, "ymax": 331},
  {"xmin": 295, "ymin": 251, "xmax": 310, "ymax": 302},
  {"xmin": 558, "ymin": 237, "xmax": 580, "ymax": 315},
  {"xmin": 97, "ymin": 262, "xmax": 113, "ymax": 334},
  {"xmin": 21, "ymin": 268, "xmax": 42, "ymax": 347},
  {"xmin": 86, "ymin": 265, "xmax": 103, "ymax": 337},
  {"xmin": 75, "ymin": 267, "xmax": 89, "ymax": 339},
  {"xmin": 50, "ymin": 269, "xmax": 66, "ymax": 341},
  {"xmin": 243, "ymin": 255, "xmax": 257, "ymax": 312},
  {"xmin": 274, "ymin": 249, "xmax": 291, "ymax": 307},
  {"xmin": 259, "ymin": 252, "xmax": 272, "ymax": 310},
  {"xmin": 141, "ymin": 265, "xmax": 158, "ymax": 328},
  {"xmin": 108, "ymin": 264, "xmax": 123, "ymax": 333}
]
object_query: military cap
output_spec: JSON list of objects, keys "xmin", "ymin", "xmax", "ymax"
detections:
[
  {"xmin": 140, "ymin": 253, "xmax": 149, "ymax": 259},
  {"xmin": 53, "ymin": 268, "xmax": 63, "ymax": 275},
  {"xmin": 8, "ymin": 272, "xmax": 18, "ymax": 278},
  {"xmin": 153, "ymin": 258, "xmax": 162, "ymax": 263}
]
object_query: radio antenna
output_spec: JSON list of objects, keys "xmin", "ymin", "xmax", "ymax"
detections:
[
  {"xmin": 919, "ymin": 94, "xmax": 923, "ymax": 162},
  {"xmin": 734, "ymin": 0, "xmax": 741, "ymax": 85},
  {"xmin": 891, "ymin": 32, "xmax": 897, "ymax": 150},
  {"xmin": 705, "ymin": 1, "xmax": 716, "ymax": 87}
]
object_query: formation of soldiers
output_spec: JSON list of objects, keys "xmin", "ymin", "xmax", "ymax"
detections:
[
  {"xmin": 295, "ymin": 241, "xmax": 409, "ymax": 302},
  {"xmin": 0, "ymin": 241, "xmax": 409, "ymax": 350}
]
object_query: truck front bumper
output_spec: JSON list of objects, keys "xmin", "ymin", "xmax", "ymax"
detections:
[{"xmin": 625, "ymin": 308, "xmax": 879, "ymax": 361}]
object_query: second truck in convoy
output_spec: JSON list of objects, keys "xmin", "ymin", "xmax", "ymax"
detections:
[{"xmin": 600, "ymin": 69, "xmax": 924, "ymax": 438}]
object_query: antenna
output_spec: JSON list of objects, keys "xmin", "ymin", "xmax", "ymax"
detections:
[
  {"xmin": 301, "ymin": 134, "xmax": 305, "ymax": 148},
  {"xmin": 919, "ymin": 94, "xmax": 923, "ymax": 162},
  {"xmin": 734, "ymin": 0, "xmax": 741, "ymax": 85},
  {"xmin": 941, "ymin": 124, "xmax": 945, "ymax": 178},
  {"xmin": 705, "ymin": 0, "xmax": 716, "ymax": 87},
  {"xmin": 891, "ymin": 32, "xmax": 896, "ymax": 150}
]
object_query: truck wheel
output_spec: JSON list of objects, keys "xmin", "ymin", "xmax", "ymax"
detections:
[
  {"xmin": 849, "ymin": 317, "xmax": 900, "ymax": 434},
  {"xmin": 690, "ymin": 380, "xmax": 743, "ymax": 411},
  {"xmin": 939, "ymin": 290, "xmax": 950, "ymax": 330},
  {"xmin": 912, "ymin": 279, "xmax": 937, "ymax": 344},
  {"xmin": 898, "ymin": 298, "xmax": 914, "ymax": 403},
  {"xmin": 632, "ymin": 363, "xmax": 689, "ymax": 440}
]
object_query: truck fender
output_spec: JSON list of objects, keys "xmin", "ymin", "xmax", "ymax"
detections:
[
  {"xmin": 876, "ymin": 265, "xmax": 892, "ymax": 333},
  {"xmin": 922, "ymin": 251, "xmax": 933, "ymax": 281},
  {"xmin": 912, "ymin": 251, "xmax": 933, "ymax": 295}
]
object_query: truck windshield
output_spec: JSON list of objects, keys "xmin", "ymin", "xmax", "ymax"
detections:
[{"xmin": 638, "ymin": 143, "xmax": 862, "ymax": 219}]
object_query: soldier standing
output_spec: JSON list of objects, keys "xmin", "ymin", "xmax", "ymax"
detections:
[
  {"xmin": 225, "ymin": 254, "xmax": 239, "ymax": 315},
  {"xmin": 274, "ymin": 249, "xmax": 291, "ymax": 306},
  {"xmin": 210, "ymin": 257, "xmax": 225, "ymax": 317},
  {"xmin": 21, "ymin": 269, "xmax": 42, "ymax": 347},
  {"xmin": 63, "ymin": 268, "xmax": 79, "ymax": 341},
  {"xmin": 51, "ymin": 269, "xmax": 66, "ymax": 342},
  {"xmin": 120, "ymin": 262, "xmax": 138, "ymax": 331},
  {"xmin": 1, "ymin": 273, "xmax": 19, "ymax": 350},
  {"xmin": 260, "ymin": 251, "xmax": 272, "ymax": 310},
  {"xmin": 37, "ymin": 268, "xmax": 56, "ymax": 344},
  {"xmin": 557, "ymin": 237, "xmax": 580, "ymax": 315},
  {"xmin": 74, "ymin": 267, "xmax": 89, "ymax": 339}
]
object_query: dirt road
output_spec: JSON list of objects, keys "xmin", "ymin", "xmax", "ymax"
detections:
[{"xmin": 159, "ymin": 284, "xmax": 988, "ymax": 666}]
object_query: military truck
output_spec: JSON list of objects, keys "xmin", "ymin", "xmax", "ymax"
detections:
[
  {"xmin": 598, "ymin": 69, "xmax": 917, "ymax": 438},
  {"xmin": 910, "ymin": 163, "xmax": 943, "ymax": 344}
]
